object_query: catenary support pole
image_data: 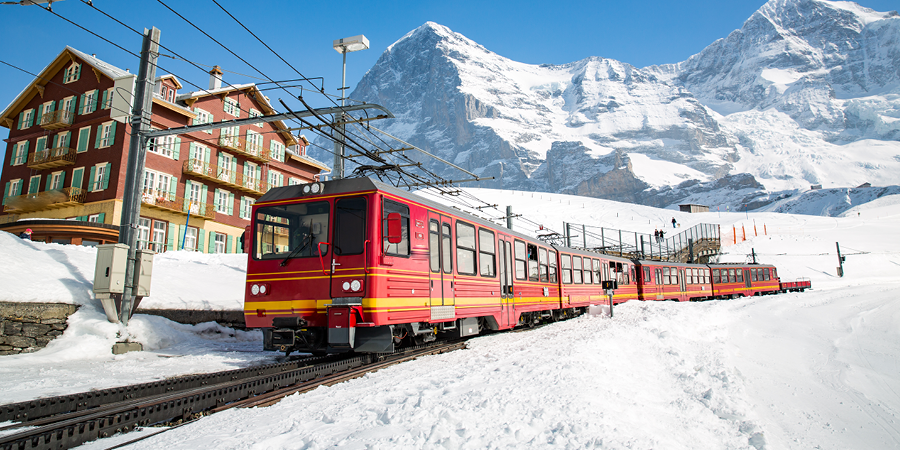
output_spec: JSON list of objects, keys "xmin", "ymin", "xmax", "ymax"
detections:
[
  {"xmin": 836, "ymin": 242, "xmax": 844, "ymax": 277},
  {"xmin": 118, "ymin": 27, "xmax": 160, "ymax": 327}
]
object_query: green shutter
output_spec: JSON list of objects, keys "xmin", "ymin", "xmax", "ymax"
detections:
[
  {"xmin": 226, "ymin": 235, "xmax": 233, "ymax": 254},
  {"xmin": 88, "ymin": 166, "xmax": 97, "ymax": 191},
  {"xmin": 72, "ymin": 167, "xmax": 83, "ymax": 189},
  {"xmin": 204, "ymin": 147, "xmax": 210, "ymax": 164},
  {"xmin": 52, "ymin": 134, "xmax": 60, "ymax": 149},
  {"xmin": 173, "ymin": 136, "xmax": 181, "ymax": 160},
  {"xmin": 35, "ymin": 137, "xmax": 46, "ymax": 153},
  {"xmin": 217, "ymin": 153, "xmax": 224, "ymax": 174},
  {"xmin": 35, "ymin": 105, "xmax": 44, "ymax": 124},
  {"xmin": 192, "ymin": 108, "xmax": 199, "ymax": 126},
  {"xmin": 208, "ymin": 231, "xmax": 216, "ymax": 253},
  {"xmin": 74, "ymin": 63, "xmax": 81, "ymax": 81},
  {"xmin": 2, "ymin": 182, "xmax": 9, "ymax": 206},
  {"xmin": 77, "ymin": 127, "xmax": 90, "ymax": 153},
  {"xmin": 29, "ymin": 176, "xmax": 40, "ymax": 194},
  {"xmin": 197, "ymin": 227, "xmax": 205, "ymax": 252},
  {"xmin": 94, "ymin": 125, "xmax": 103, "ymax": 148},
  {"xmin": 67, "ymin": 98, "xmax": 76, "ymax": 114},
  {"xmin": 17, "ymin": 112, "xmax": 23, "ymax": 130},
  {"xmin": 76, "ymin": 215, "xmax": 87, "ymax": 221},
  {"xmin": 213, "ymin": 188, "xmax": 221, "ymax": 211},
  {"xmin": 45, "ymin": 175, "xmax": 53, "ymax": 191},
  {"xmin": 48, "ymin": 100, "xmax": 55, "ymax": 112},
  {"xmin": 63, "ymin": 132, "xmax": 72, "ymax": 149},
  {"xmin": 100, "ymin": 163, "xmax": 111, "ymax": 190},
  {"xmin": 188, "ymin": 142, "xmax": 196, "ymax": 161},
  {"xmin": 107, "ymin": 122, "xmax": 117, "ymax": 145},
  {"xmin": 79, "ymin": 94, "xmax": 86, "ymax": 115},
  {"xmin": 59, "ymin": 171, "xmax": 66, "ymax": 188},
  {"xmin": 167, "ymin": 224, "xmax": 177, "ymax": 251},
  {"xmin": 97, "ymin": 213, "xmax": 105, "ymax": 224},
  {"xmin": 227, "ymin": 192, "xmax": 234, "ymax": 215},
  {"xmin": 101, "ymin": 89, "xmax": 108, "ymax": 110},
  {"xmin": 199, "ymin": 184, "xmax": 208, "ymax": 215},
  {"xmin": 169, "ymin": 177, "xmax": 177, "ymax": 201}
]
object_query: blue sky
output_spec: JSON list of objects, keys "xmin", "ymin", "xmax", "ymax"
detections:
[{"xmin": 1, "ymin": 0, "xmax": 898, "ymax": 151}]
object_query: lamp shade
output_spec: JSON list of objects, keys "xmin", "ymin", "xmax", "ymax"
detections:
[{"xmin": 333, "ymin": 35, "xmax": 370, "ymax": 53}]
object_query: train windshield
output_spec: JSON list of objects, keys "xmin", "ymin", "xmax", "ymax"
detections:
[{"xmin": 254, "ymin": 201, "xmax": 330, "ymax": 260}]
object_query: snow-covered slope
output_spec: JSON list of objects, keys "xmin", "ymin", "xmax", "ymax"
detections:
[{"xmin": 319, "ymin": 0, "xmax": 900, "ymax": 211}]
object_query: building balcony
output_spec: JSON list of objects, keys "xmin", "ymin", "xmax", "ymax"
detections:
[
  {"xmin": 27, "ymin": 146, "xmax": 76, "ymax": 170},
  {"xmin": 182, "ymin": 159, "xmax": 268, "ymax": 195},
  {"xmin": 217, "ymin": 135, "xmax": 273, "ymax": 163},
  {"xmin": 39, "ymin": 110, "xmax": 75, "ymax": 130},
  {"xmin": 3, "ymin": 187, "xmax": 85, "ymax": 213},
  {"xmin": 140, "ymin": 189, "xmax": 216, "ymax": 220}
]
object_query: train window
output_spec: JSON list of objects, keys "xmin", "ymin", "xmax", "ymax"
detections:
[
  {"xmin": 712, "ymin": 269, "xmax": 720, "ymax": 284},
  {"xmin": 663, "ymin": 267, "xmax": 670, "ymax": 285},
  {"xmin": 727, "ymin": 269, "xmax": 735, "ymax": 283},
  {"xmin": 528, "ymin": 244, "xmax": 539, "ymax": 281},
  {"xmin": 670, "ymin": 268, "xmax": 677, "ymax": 286},
  {"xmin": 478, "ymin": 229, "xmax": 496, "ymax": 277},
  {"xmin": 456, "ymin": 222, "xmax": 476, "ymax": 275},
  {"xmin": 539, "ymin": 248, "xmax": 548, "ymax": 282},
  {"xmin": 593, "ymin": 259, "xmax": 602, "ymax": 284},
  {"xmin": 254, "ymin": 201, "xmax": 330, "ymax": 261},
  {"xmin": 442, "ymin": 223, "xmax": 452, "ymax": 274},
  {"xmin": 655, "ymin": 268, "xmax": 662, "ymax": 286},
  {"xmin": 549, "ymin": 251, "xmax": 558, "ymax": 283},
  {"xmin": 751, "ymin": 269, "xmax": 758, "ymax": 282},
  {"xmin": 429, "ymin": 220, "xmax": 440, "ymax": 273},
  {"xmin": 572, "ymin": 256, "xmax": 583, "ymax": 284},
  {"xmin": 767, "ymin": 269, "xmax": 772, "ymax": 281},
  {"xmin": 561, "ymin": 254, "xmax": 572, "ymax": 284},
  {"xmin": 736, "ymin": 269, "xmax": 744, "ymax": 283},
  {"xmin": 584, "ymin": 259, "xmax": 592, "ymax": 284},
  {"xmin": 692, "ymin": 268, "xmax": 698, "ymax": 284},
  {"xmin": 631, "ymin": 266, "xmax": 636, "ymax": 285},
  {"xmin": 643, "ymin": 267, "xmax": 651, "ymax": 284},
  {"xmin": 335, "ymin": 197, "xmax": 367, "ymax": 256},
  {"xmin": 514, "ymin": 240, "xmax": 527, "ymax": 280},
  {"xmin": 382, "ymin": 200, "xmax": 409, "ymax": 256}
]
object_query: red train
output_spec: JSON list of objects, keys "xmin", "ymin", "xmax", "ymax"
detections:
[{"xmin": 243, "ymin": 178, "xmax": 810, "ymax": 355}]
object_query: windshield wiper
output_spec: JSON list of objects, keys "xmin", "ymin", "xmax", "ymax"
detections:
[{"xmin": 280, "ymin": 221, "xmax": 315, "ymax": 267}]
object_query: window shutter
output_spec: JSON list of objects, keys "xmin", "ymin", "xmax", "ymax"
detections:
[
  {"xmin": 198, "ymin": 228, "xmax": 205, "ymax": 251},
  {"xmin": 17, "ymin": 112, "xmax": 23, "ymax": 130},
  {"xmin": 101, "ymin": 163, "xmax": 111, "ymax": 190},
  {"xmin": 183, "ymin": 180, "xmax": 192, "ymax": 212},
  {"xmin": 227, "ymin": 192, "xmax": 234, "ymax": 215},
  {"xmin": 36, "ymin": 105, "xmax": 44, "ymax": 124},
  {"xmin": 63, "ymin": 132, "xmax": 72, "ymax": 149},
  {"xmin": 217, "ymin": 152, "xmax": 224, "ymax": 173},
  {"xmin": 226, "ymin": 235, "xmax": 233, "ymax": 254},
  {"xmin": 97, "ymin": 213, "xmax": 105, "ymax": 224},
  {"xmin": 188, "ymin": 142, "xmax": 196, "ymax": 161},
  {"xmin": 26, "ymin": 109, "xmax": 34, "ymax": 127},
  {"xmin": 192, "ymin": 108, "xmax": 199, "ymax": 126},
  {"xmin": 168, "ymin": 177, "xmax": 177, "ymax": 201},
  {"xmin": 239, "ymin": 197, "xmax": 247, "ymax": 219},
  {"xmin": 178, "ymin": 226, "xmax": 186, "ymax": 250},
  {"xmin": 208, "ymin": 231, "xmax": 216, "ymax": 253},
  {"xmin": 230, "ymin": 158, "xmax": 237, "ymax": 178},
  {"xmin": 14, "ymin": 181, "xmax": 22, "ymax": 196},
  {"xmin": 29, "ymin": 176, "xmax": 41, "ymax": 194},
  {"xmin": 90, "ymin": 90, "xmax": 99, "ymax": 112},
  {"xmin": 199, "ymin": 184, "xmax": 208, "ymax": 214},
  {"xmin": 77, "ymin": 215, "xmax": 87, "ymax": 221},
  {"xmin": 88, "ymin": 166, "xmax": 97, "ymax": 191},
  {"xmin": 94, "ymin": 125, "xmax": 103, "ymax": 148},
  {"xmin": 107, "ymin": 122, "xmax": 117, "ymax": 144},
  {"xmin": 51, "ymin": 134, "xmax": 59, "ymax": 149},
  {"xmin": 48, "ymin": 100, "xmax": 55, "ymax": 112},
  {"xmin": 45, "ymin": 175, "xmax": 53, "ymax": 191},
  {"xmin": 204, "ymin": 147, "xmax": 210, "ymax": 164},
  {"xmin": 167, "ymin": 224, "xmax": 177, "ymax": 251},
  {"xmin": 213, "ymin": 188, "xmax": 221, "ymax": 211},
  {"xmin": 36, "ymin": 137, "xmax": 46, "ymax": 153},
  {"xmin": 79, "ymin": 94, "xmax": 86, "ymax": 115},
  {"xmin": 173, "ymin": 136, "xmax": 181, "ymax": 159},
  {"xmin": 101, "ymin": 90, "xmax": 108, "ymax": 110},
  {"xmin": 77, "ymin": 127, "xmax": 90, "ymax": 153},
  {"xmin": 74, "ymin": 63, "xmax": 81, "ymax": 81},
  {"xmin": 59, "ymin": 171, "xmax": 66, "ymax": 188},
  {"xmin": 2, "ymin": 182, "xmax": 9, "ymax": 206},
  {"xmin": 72, "ymin": 168, "xmax": 83, "ymax": 189}
]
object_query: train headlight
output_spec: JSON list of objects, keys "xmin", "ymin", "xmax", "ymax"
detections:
[
  {"xmin": 342, "ymin": 281, "xmax": 351, "ymax": 291},
  {"xmin": 350, "ymin": 280, "xmax": 362, "ymax": 291},
  {"xmin": 302, "ymin": 184, "xmax": 311, "ymax": 194},
  {"xmin": 259, "ymin": 284, "xmax": 267, "ymax": 295},
  {"xmin": 311, "ymin": 183, "xmax": 321, "ymax": 194},
  {"xmin": 251, "ymin": 284, "xmax": 260, "ymax": 295},
  {"xmin": 250, "ymin": 283, "xmax": 270, "ymax": 296}
]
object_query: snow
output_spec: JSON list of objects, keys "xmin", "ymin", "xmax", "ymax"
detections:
[{"xmin": 2, "ymin": 187, "xmax": 900, "ymax": 449}]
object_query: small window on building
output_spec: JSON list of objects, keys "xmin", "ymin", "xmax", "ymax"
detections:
[
  {"xmin": 64, "ymin": 62, "xmax": 81, "ymax": 84},
  {"xmin": 224, "ymin": 97, "xmax": 240, "ymax": 117}
]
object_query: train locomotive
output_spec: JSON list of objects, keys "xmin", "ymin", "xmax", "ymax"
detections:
[{"xmin": 243, "ymin": 178, "xmax": 809, "ymax": 355}]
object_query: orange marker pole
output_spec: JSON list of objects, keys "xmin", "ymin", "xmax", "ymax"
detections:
[{"xmin": 742, "ymin": 225, "xmax": 746, "ymax": 241}]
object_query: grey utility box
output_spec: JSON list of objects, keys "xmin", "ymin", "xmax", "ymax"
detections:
[
  {"xmin": 94, "ymin": 243, "xmax": 129, "ymax": 295},
  {"xmin": 133, "ymin": 249, "xmax": 155, "ymax": 297}
]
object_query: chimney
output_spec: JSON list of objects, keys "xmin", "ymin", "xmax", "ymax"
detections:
[{"xmin": 209, "ymin": 65, "xmax": 223, "ymax": 90}]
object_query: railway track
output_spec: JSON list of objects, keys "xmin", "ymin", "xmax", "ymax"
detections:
[{"xmin": 0, "ymin": 342, "xmax": 465, "ymax": 450}]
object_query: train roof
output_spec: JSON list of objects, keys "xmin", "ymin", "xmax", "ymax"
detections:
[{"xmin": 258, "ymin": 177, "xmax": 633, "ymax": 263}]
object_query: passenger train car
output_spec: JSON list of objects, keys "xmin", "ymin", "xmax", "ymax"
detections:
[{"xmin": 243, "ymin": 178, "xmax": 807, "ymax": 355}]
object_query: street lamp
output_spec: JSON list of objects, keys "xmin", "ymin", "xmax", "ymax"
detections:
[{"xmin": 332, "ymin": 34, "xmax": 369, "ymax": 180}]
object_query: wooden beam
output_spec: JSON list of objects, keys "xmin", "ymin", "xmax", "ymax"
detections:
[
  {"xmin": 35, "ymin": 84, "xmax": 45, "ymax": 98},
  {"xmin": 184, "ymin": 97, "xmax": 197, "ymax": 108},
  {"xmin": 92, "ymin": 67, "xmax": 103, "ymax": 83}
]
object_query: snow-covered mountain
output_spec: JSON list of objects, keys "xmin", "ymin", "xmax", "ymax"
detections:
[{"xmin": 317, "ymin": 0, "xmax": 900, "ymax": 210}]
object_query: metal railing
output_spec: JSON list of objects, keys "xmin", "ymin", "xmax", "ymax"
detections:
[
  {"xmin": 554, "ymin": 221, "xmax": 721, "ymax": 263},
  {"xmin": 27, "ymin": 146, "xmax": 76, "ymax": 170},
  {"xmin": 39, "ymin": 110, "xmax": 75, "ymax": 130},
  {"xmin": 3, "ymin": 187, "xmax": 85, "ymax": 213},
  {"xmin": 140, "ymin": 188, "xmax": 215, "ymax": 219},
  {"xmin": 182, "ymin": 158, "xmax": 267, "ymax": 195},
  {"xmin": 218, "ymin": 135, "xmax": 272, "ymax": 162}
]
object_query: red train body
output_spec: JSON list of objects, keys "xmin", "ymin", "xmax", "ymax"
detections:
[{"xmin": 244, "ymin": 178, "xmax": 809, "ymax": 354}]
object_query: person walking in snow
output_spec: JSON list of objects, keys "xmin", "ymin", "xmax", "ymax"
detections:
[
  {"xmin": 19, "ymin": 228, "xmax": 32, "ymax": 240},
  {"xmin": 671, "ymin": 217, "xmax": 677, "ymax": 228},
  {"xmin": 654, "ymin": 229, "xmax": 660, "ymax": 243}
]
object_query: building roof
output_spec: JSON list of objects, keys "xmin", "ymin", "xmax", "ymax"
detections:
[
  {"xmin": 155, "ymin": 74, "xmax": 183, "ymax": 90},
  {"xmin": 286, "ymin": 148, "xmax": 330, "ymax": 172},
  {"xmin": 1, "ymin": 46, "xmax": 132, "ymax": 129}
]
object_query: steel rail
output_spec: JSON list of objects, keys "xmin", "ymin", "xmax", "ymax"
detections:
[{"xmin": 0, "ymin": 342, "xmax": 465, "ymax": 450}]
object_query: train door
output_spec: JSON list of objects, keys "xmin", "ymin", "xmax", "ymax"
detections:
[
  {"xmin": 679, "ymin": 269, "xmax": 686, "ymax": 299},
  {"xmin": 328, "ymin": 196, "xmax": 369, "ymax": 300},
  {"xmin": 427, "ymin": 212, "xmax": 455, "ymax": 308},
  {"xmin": 744, "ymin": 268, "xmax": 752, "ymax": 292},
  {"xmin": 497, "ymin": 235, "xmax": 515, "ymax": 327}
]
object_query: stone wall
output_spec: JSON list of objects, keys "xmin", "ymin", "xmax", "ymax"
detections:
[{"xmin": 0, "ymin": 302, "xmax": 78, "ymax": 355}]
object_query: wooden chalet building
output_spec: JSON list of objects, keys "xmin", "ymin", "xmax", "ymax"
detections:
[{"xmin": 1, "ymin": 47, "xmax": 328, "ymax": 251}]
